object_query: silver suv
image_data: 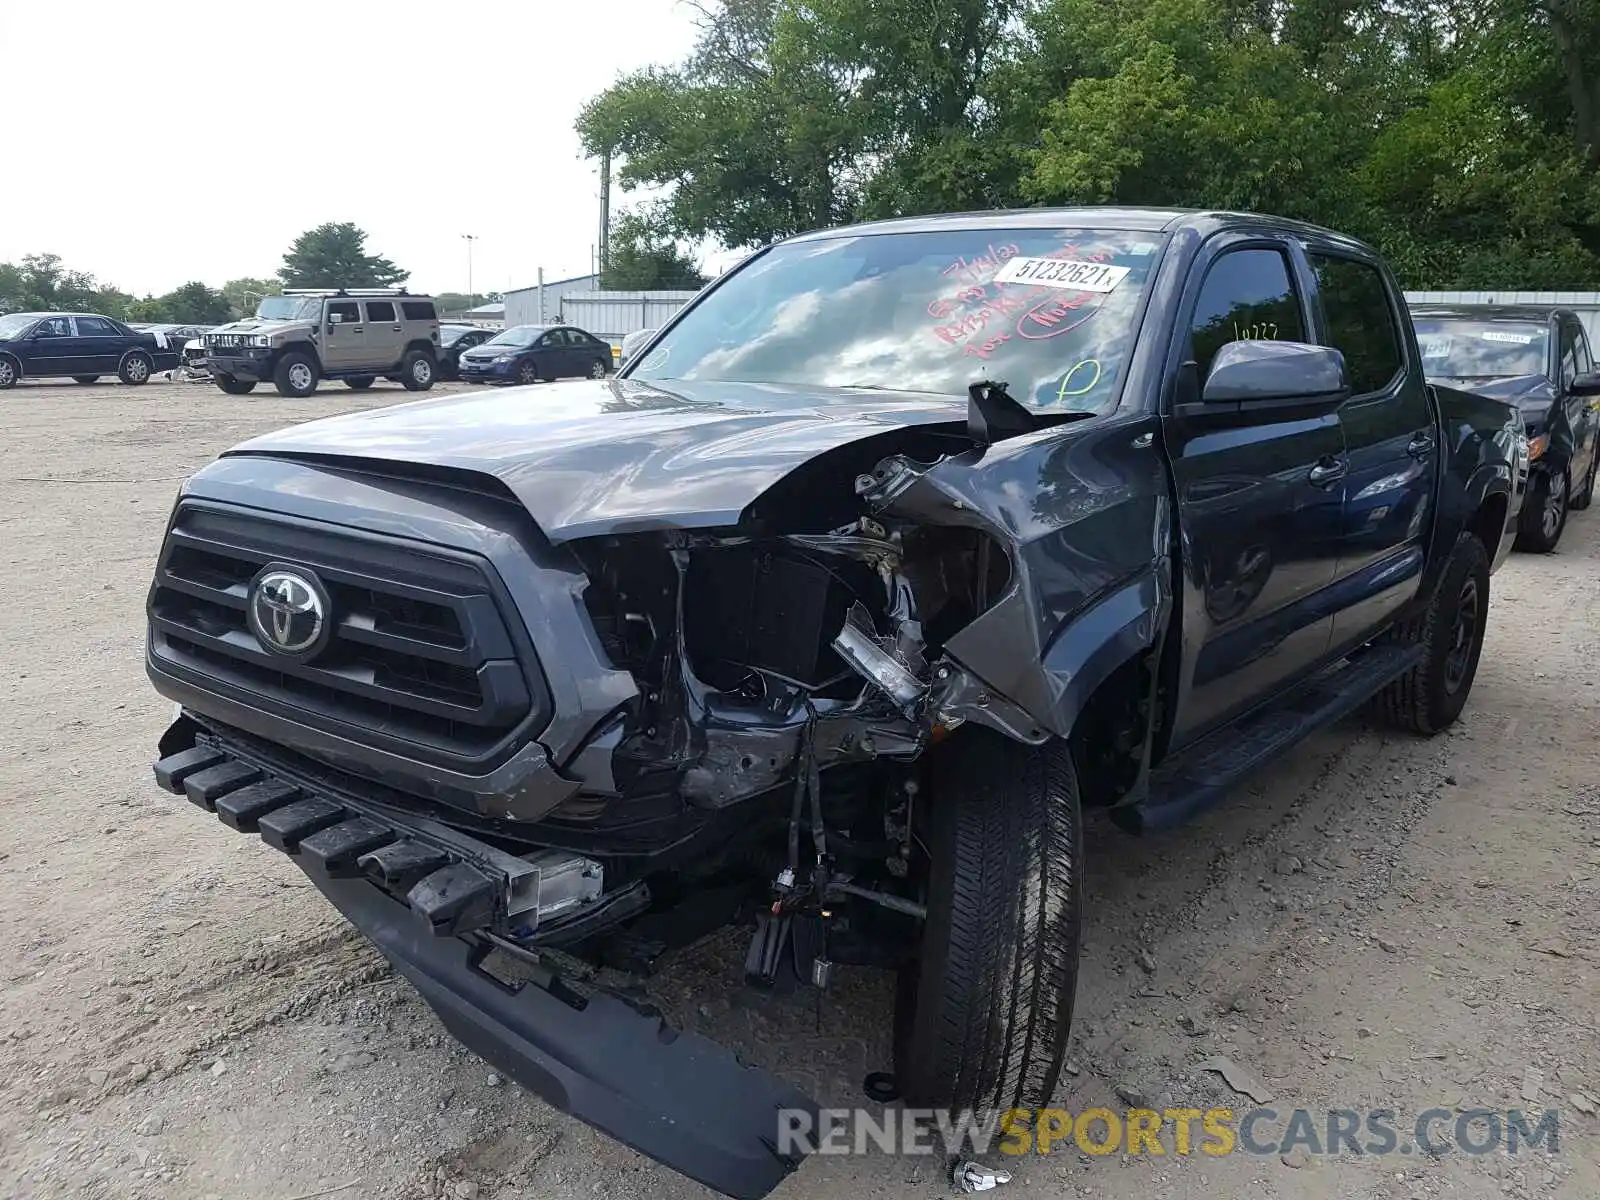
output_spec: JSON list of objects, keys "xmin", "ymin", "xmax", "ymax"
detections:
[{"xmin": 203, "ymin": 289, "xmax": 440, "ymax": 397}]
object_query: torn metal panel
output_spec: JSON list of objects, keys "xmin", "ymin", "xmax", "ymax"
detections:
[{"xmin": 862, "ymin": 416, "xmax": 1174, "ymax": 738}]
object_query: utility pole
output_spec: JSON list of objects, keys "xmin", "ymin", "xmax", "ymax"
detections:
[
  {"xmin": 461, "ymin": 234, "xmax": 478, "ymax": 308},
  {"xmin": 598, "ymin": 151, "xmax": 611, "ymax": 287}
]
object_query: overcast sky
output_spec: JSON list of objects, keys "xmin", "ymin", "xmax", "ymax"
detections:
[{"xmin": 0, "ymin": 1, "xmax": 713, "ymax": 298}]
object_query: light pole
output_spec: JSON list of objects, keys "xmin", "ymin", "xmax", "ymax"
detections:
[{"xmin": 461, "ymin": 234, "xmax": 478, "ymax": 309}]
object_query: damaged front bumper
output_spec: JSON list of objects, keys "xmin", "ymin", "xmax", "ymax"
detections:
[{"xmin": 152, "ymin": 728, "xmax": 817, "ymax": 1200}]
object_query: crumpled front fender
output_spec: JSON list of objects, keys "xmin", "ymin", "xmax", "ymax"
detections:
[{"xmin": 866, "ymin": 415, "xmax": 1173, "ymax": 739}]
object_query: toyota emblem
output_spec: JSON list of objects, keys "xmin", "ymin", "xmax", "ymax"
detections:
[{"xmin": 248, "ymin": 567, "xmax": 330, "ymax": 658}]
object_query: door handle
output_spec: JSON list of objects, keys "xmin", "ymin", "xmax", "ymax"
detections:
[
  {"xmin": 1308, "ymin": 457, "xmax": 1347, "ymax": 486},
  {"xmin": 1407, "ymin": 433, "xmax": 1435, "ymax": 458}
]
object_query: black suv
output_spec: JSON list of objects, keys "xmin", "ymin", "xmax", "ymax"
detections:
[
  {"xmin": 146, "ymin": 208, "xmax": 1523, "ymax": 1199},
  {"xmin": 1411, "ymin": 303, "xmax": 1600, "ymax": 552}
]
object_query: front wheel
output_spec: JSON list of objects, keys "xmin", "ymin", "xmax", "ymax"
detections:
[
  {"xmin": 72, "ymin": 375, "xmax": 100, "ymax": 384},
  {"xmin": 895, "ymin": 729, "xmax": 1082, "ymax": 1112},
  {"xmin": 1374, "ymin": 531, "xmax": 1490, "ymax": 735},
  {"xmin": 1515, "ymin": 467, "xmax": 1568, "ymax": 552},
  {"xmin": 274, "ymin": 351, "xmax": 320, "ymax": 397},
  {"xmin": 344, "ymin": 376, "xmax": 376, "ymax": 391},
  {"xmin": 517, "ymin": 360, "xmax": 541, "ymax": 386},
  {"xmin": 400, "ymin": 350, "xmax": 435, "ymax": 391},
  {"xmin": 215, "ymin": 375, "xmax": 256, "ymax": 395},
  {"xmin": 0, "ymin": 357, "xmax": 18, "ymax": 389},
  {"xmin": 119, "ymin": 352, "xmax": 153, "ymax": 385}
]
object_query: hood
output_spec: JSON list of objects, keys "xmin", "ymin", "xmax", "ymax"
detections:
[
  {"xmin": 461, "ymin": 342, "xmax": 522, "ymax": 358},
  {"xmin": 208, "ymin": 317, "xmax": 303, "ymax": 336},
  {"xmin": 1430, "ymin": 373, "xmax": 1554, "ymax": 413},
  {"xmin": 224, "ymin": 377, "xmax": 971, "ymax": 542}
]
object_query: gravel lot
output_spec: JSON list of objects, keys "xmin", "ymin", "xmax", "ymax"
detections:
[{"xmin": 1, "ymin": 376, "xmax": 1597, "ymax": 1200}]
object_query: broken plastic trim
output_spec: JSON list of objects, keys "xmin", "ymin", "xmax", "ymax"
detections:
[{"xmin": 831, "ymin": 603, "xmax": 924, "ymax": 710}]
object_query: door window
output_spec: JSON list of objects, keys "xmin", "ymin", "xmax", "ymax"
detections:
[
  {"xmin": 327, "ymin": 301, "xmax": 360, "ymax": 324},
  {"xmin": 1560, "ymin": 326, "xmax": 1579, "ymax": 389},
  {"xmin": 35, "ymin": 316, "xmax": 73, "ymax": 338},
  {"xmin": 539, "ymin": 330, "xmax": 566, "ymax": 347},
  {"xmin": 1574, "ymin": 324, "xmax": 1594, "ymax": 374},
  {"xmin": 1308, "ymin": 254, "xmax": 1403, "ymax": 395},
  {"xmin": 364, "ymin": 300, "xmax": 396, "ymax": 323},
  {"xmin": 75, "ymin": 316, "xmax": 119, "ymax": 336},
  {"xmin": 1188, "ymin": 248, "xmax": 1305, "ymax": 380}
]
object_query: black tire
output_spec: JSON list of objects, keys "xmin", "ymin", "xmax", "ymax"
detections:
[
  {"xmin": 119, "ymin": 352, "xmax": 153, "ymax": 386},
  {"xmin": 517, "ymin": 360, "xmax": 541, "ymax": 386},
  {"xmin": 273, "ymin": 351, "xmax": 319, "ymax": 398},
  {"xmin": 72, "ymin": 375, "xmax": 100, "ymax": 384},
  {"xmin": 400, "ymin": 350, "xmax": 435, "ymax": 391},
  {"xmin": 588, "ymin": 357, "xmax": 609, "ymax": 380},
  {"xmin": 894, "ymin": 728, "xmax": 1082, "ymax": 1112},
  {"xmin": 1515, "ymin": 467, "xmax": 1568, "ymax": 552},
  {"xmin": 1374, "ymin": 531, "xmax": 1490, "ymax": 735},
  {"xmin": 215, "ymin": 375, "xmax": 256, "ymax": 395},
  {"xmin": 344, "ymin": 376, "xmax": 377, "ymax": 391},
  {"xmin": 0, "ymin": 356, "xmax": 18, "ymax": 389},
  {"xmin": 1569, "ymin": 455, "xmax": 1598, "ymax": 511}
]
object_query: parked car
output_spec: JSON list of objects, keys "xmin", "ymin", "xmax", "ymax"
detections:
[
  {"xmin": 146, "ymin": 208, "xmax": 1522, "ymax": 1199},
  {"xmin": 1411, "ymin": 303, "xmax": 1600, "ymax": 552},
  {"xmin": 0, "ymin": 311, "xmax": 175, "ymax": 388},
  {"xmin": 203, "ymin": 289, "xmax": 440, "ymax": 396},
  {"xmin": 618, "ymin": 326, "xmax": 658, "ymax": 369},
  {"xmin": 456, "ymin": 323, "xmax": 613, "ymax": 385},
  {"xmin": 435, "ymin": 324, "xmax": 495, "ymax": 381}
]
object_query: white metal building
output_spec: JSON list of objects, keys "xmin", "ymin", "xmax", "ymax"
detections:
[
  {"xmin": 1405, "ymin": 291, "xmax": 1600, "ymax": 345},
  {"xmin": 502, "ymin": 273, "xmax": 601, "ymax": 328},
  {"xmin": 556, "ymin": 291, "xmax": 699, "ymax": 345}
]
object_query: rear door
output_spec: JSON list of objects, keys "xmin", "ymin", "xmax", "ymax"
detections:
[
  {"xmin": 362, "ymin": 299, "xmax": 402, "ymax": 369},
  {"xmin": 1303, "ymin": 247, "xmax": 1437, "ymax": 651},
  {"xmin": 322, "ymin": 300, "xmax": 365, "ymax": 371},
  {"xmin": 73, "ymin": 315, "xmax": 125, "ymax": 373},
  {"xmin": 1164, "ymin": 236, "xmax": 1345, "ymax": 744}
]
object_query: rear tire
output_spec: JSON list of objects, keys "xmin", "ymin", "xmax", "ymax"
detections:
[
  {"xmin": 400, "ymin": 350, "xmax": 435, "ymax": 391},
  {"xmin": 215, "ymin": 375, "xmax": 256, "ymax": 395},
  {"xmin": 1374, "ymin": 531, "xmax": 1490, "ymax": 735},
  {"xmin": 344, "ymin": 376, "xmax": 376, "ymax": 391},
  {"xmin": 588, "ymin": 357, "xmax": 608, "ymax": 379},
  {"xmin": 119, "ymin": 352, "xmax": 153, "ymax": 385},
  {"xmin": 274, "ymin": 351, "xmax": 319, "ymax": 397},
  {"xmin": 1514, "ymin": 467, "xmax": 1568, "ymax": 552},
  {"xmin": 73, "ymin": 375, "xmax": 100, "ymax": 384},
  {"xmin": 895, "ymin": 728, "xmax": 1082, "ymax": 1112}
]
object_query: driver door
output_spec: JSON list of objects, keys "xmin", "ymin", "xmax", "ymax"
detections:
[
  {"xmin": 322, "ymin": 300, "xmax": 365, "ymax": 371},
  {"xmin": 1163, "ymin": 237, "xmax": 1346, "ymax": 746},
  {"xmin": 26, "ymin": 316, "xmax": 89, "ymax": 376}
]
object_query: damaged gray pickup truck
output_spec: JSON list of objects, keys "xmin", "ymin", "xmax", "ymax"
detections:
[{"xmin": 146, "ymin": 207, "xmax": 1525, "ymax": 1197}]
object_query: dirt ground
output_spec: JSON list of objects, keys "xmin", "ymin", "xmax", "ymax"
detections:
[{"xmin": 1, "ymin": 375, "xmax": 1596, "ymax": 1200}]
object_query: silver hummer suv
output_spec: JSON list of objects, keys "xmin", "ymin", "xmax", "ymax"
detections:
[{"xmin": 204, "ymin": 288, "xmax": 440, "ymax": 397}]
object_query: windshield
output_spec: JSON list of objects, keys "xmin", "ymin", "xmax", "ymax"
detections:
[
  {"xmin": 627, "ymin": 227, "xmax": 1166, "ymax": 410},
  {"xmin": 1413, "ymin": 318, "xmax": 1548, "ymax": 379},
  {"xmin": 255, "ymin": 296, "xmax": 323, "ymax": 321},
  {"xmin": 0, "ymin": 313, "xmax": 41, "ymax": 339},
  {"xmin": 486, "ymin": 324, "xmax": 545, "ymax": 348}
]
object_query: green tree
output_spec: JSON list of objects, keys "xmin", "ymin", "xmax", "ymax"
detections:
[
  {"xmin": 602, "ymin": 212, "xmax": 707, "ymax": 289},
  {"xmin": 0, "ymin": 254, "xmax": 134, "ymax": 317},
  {"xmin": 278, "ymin": 223, "xmax": 407, "ymax": 289},
  {"xmin": 159, "ymin": 282, "xmax": 233, "ymax": 324},
  {"xmin": 221, "ymin": 276, "xmax": 279, "ymax": 317}
]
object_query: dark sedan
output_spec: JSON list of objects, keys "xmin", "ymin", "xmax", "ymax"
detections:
[
  {"xmin": 0, "ymin": 311, "xmax": 178, "ymax": 388},
  {"xmin": 457, "ymin": 324, "xmax": 613, "ymax": 385},
  {"xmin": 435, "ymin": 324, "xmax": 495, "ymax": 381},
  {"xmin": 1412, "ymin": 303, "xmax": 1600, "ymax": 552}
]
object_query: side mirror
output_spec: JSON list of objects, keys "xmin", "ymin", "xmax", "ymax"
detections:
[
  {"xmin": 1198, "ymin": 340, "xmax": 1351, "ymax": 412},
  {"xmin": 328, "ymin": 312, "xmax": 342, "ymax": 326},
  {"xmin": 1571, "ymin": 371, "xmax": 1600, "ymax": 397}
]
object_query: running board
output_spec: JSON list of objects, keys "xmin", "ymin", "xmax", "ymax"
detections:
[{"xmin": 1115, "ymin": 644, "xmax": 1423, "ymax": 834}]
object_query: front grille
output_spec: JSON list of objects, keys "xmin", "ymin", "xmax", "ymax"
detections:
[
  {"xmin": 148, "ymin": 502, "xmax": 547, "ymax": 769},
  {"xmin": 205, "ymin": 333, "xmax": 252, "ymax": 348}
]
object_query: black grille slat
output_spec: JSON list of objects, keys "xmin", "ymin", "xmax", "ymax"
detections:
[{"xmin": 148, "ymin": 501, "xmax": 546, "ymax": 768}]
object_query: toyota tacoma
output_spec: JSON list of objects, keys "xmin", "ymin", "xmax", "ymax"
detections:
[{"xmin": 146, "ymin": 208, "xmax": 1525, "ymax": 1198}]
